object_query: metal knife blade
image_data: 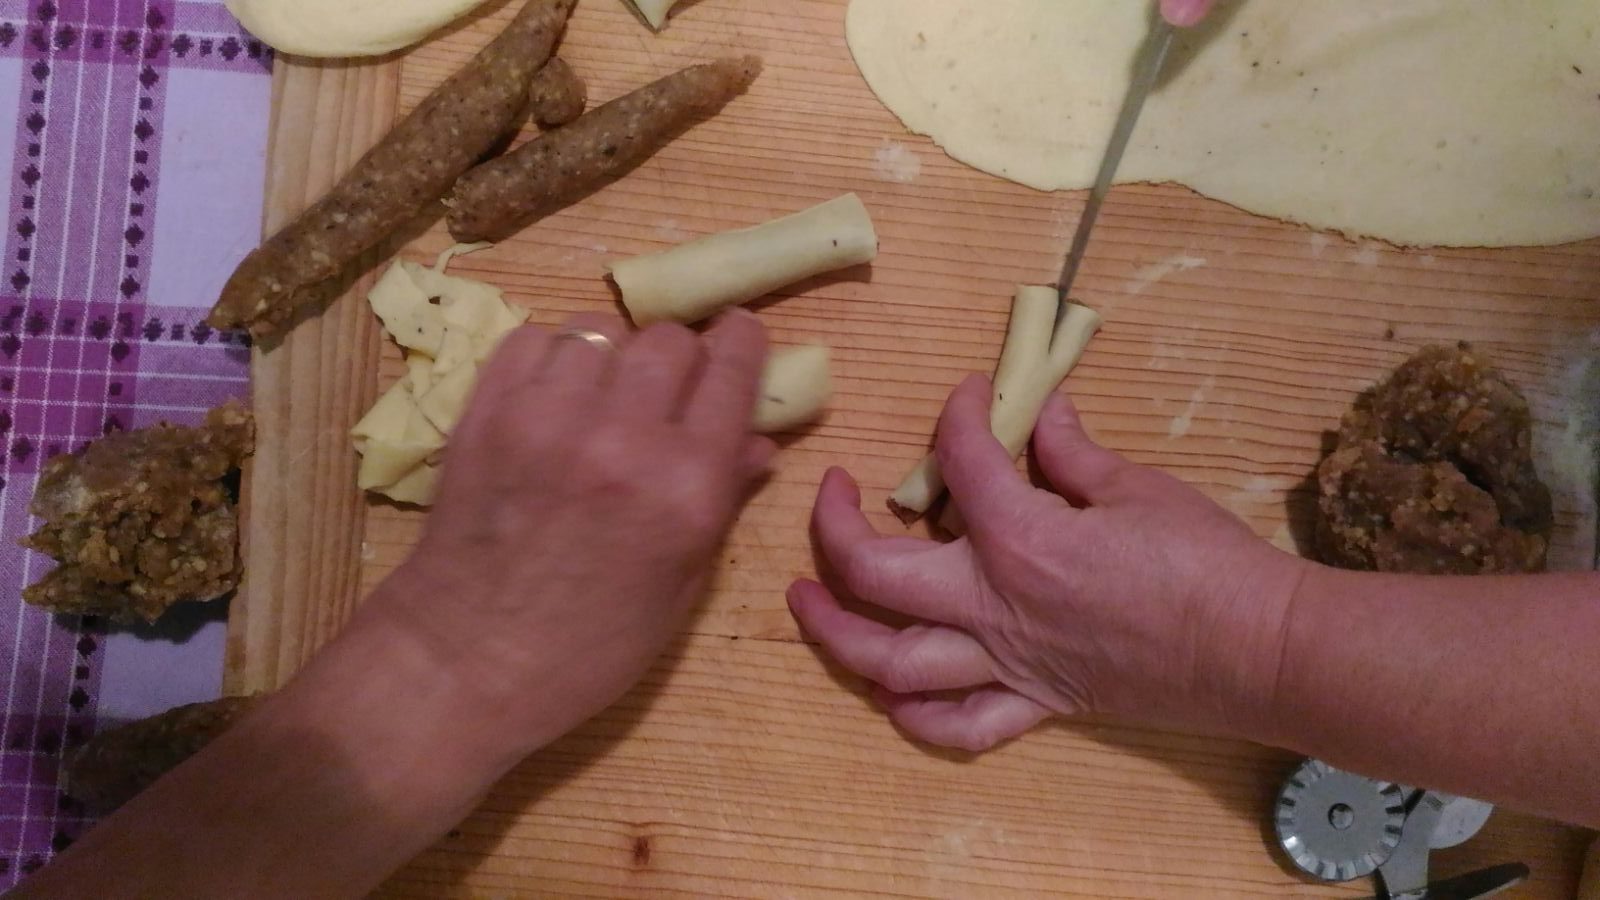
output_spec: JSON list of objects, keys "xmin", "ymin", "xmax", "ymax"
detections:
[
  {"xmin": 1386, "ymin": 862, "xmax": 1528, "ymax": 900},
  {"xmin": 1055, "ymin": 16, "xmax": 1178, "ymax": 328}
]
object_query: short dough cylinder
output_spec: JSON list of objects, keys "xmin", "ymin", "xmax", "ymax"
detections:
[
  {"xmin": 610, "ymin": 194, "xmax": 879, "ymax": 328},
  {"xmin": 754, "ymin": 345, "xmax": 832, "ymax": 434}
]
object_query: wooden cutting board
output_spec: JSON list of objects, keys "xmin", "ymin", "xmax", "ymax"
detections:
[{"xmin": 226, "ymin": 1, "xmax": 1600, "ymax": 896}]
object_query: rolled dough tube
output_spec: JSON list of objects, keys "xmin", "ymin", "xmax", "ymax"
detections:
[
  {"xmin": 754, "ymin": 345, "xmax": 832, "ymax": 434},
  {"xmin": 626, "ymin": 0, "xmax": 680, "ymax": 30},
  {"xmin": 989, "ymin": 291, "xmax": 1101, "ymax": 458},
  {"xmin": 610, "ymin": 194, "xmax": 879, "ymax": 327},
  {"xmin": 890, "ymin": 286, "xmax": 1059, "ymax": 520},
  {"xmin": 890, "ymin": 286, "xmax": 1101, "ymax": 524}
]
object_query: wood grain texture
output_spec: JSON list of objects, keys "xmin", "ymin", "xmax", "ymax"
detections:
[
  {"xmin": 246, "ymin": 0, "xmax": 1599, "ymax": 896},
  {"xmin": 224, "ymin": 56, "xmax": 399, "ymax": 695}
]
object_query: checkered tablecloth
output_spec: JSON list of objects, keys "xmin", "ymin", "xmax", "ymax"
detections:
[{"xmin": 0, "ymin": 0, "xmax": 270, "ymax": 885}]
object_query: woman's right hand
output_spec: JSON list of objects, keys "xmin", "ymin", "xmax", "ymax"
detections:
[
  {"xmin": 789, "ymin": 375, "xmax": 1308, "ymax": 752},
  {"xmin": 368, "ymin": 310, "xmax": 774, "ymax": 751}
]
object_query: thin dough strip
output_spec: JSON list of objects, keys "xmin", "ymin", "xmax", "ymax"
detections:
[
  {"xmin": 610, "ymin": 194, "xmax": 878, "ymax": 327},
  {"xmin": 890, "ymin": 287, "xmax": 1101, "ymax": 524}
]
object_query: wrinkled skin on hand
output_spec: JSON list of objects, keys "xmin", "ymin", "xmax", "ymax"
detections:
[
  {"xmin": 374, "ymin": 310, "xmax": 775, "ymax": 740},
  {"xmin": 789, "ymin": 375, "xmax": 1306, "ymax": 753}
]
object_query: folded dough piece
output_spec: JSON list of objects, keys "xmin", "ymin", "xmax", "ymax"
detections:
[{"xmin": 611, "ymin": 194, "xmax": 879, "ymax": 327}]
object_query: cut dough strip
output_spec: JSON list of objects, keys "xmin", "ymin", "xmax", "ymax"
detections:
[
  {"xmin": 610, "ymin": 193, "xmax": 879, "ymax": 327},
  {"xmin": 890, "ymin": 286, "xmax": 1101, "ymax": 523}
]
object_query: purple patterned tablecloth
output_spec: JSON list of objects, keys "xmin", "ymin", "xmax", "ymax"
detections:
[{"xmin": 0, "ymin": 0, "xmax": 271, "ymax": 885}]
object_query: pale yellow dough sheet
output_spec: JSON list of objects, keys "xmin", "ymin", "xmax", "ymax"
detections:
[
  {"xmin": 226, "ymin": 0, "xmax": 493, "ymax": 58},
  {"xmin": 848, "ymin": 0, "xmax": 1600, "ymax": 247}
]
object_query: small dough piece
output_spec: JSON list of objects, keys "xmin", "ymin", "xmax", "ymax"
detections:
[
  {"xmin": 527, "ymin": 58, "xmax": 587, "ymax": 127},
  {"xmin": 625, "ymin": 0, "xmax": 682, "ymax": 30},
  {"xmin": 351, "ymin": 381, "xmax": 417, "ymax": 454},
  {"xmin": 406, "ymin": 355, "xmax": 436, "ymax": 393},
  {"xmin": 611, "ymin": 194, "xmax": 879, "ymax": 328},
  {"xmin": 369, "ymin": 252, "xmax": 447, "ymax": 356},
  {"xmin": 359, "ymin": 439, "xmax": 445, "ymax": 491},
  {"xmin": 891, "ymin": 287, "xmax": 1101, "ymax": 522},
  {"xmin": 417, "ymin": 364, "xmax": 480, "ymax": 436},
  {"xmin": 226, "ymin": 0, "xmax": 493, "ymax": 58},
  {"xmin": 754, "ymin": 345, "xmax": 832, "ymax": 433},
  {"xmin": 384, "ymin": 465, "xmax": 442, "ymax": 507}
]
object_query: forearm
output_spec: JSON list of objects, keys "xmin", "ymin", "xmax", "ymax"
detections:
[
  {"xmin": 15, "ymin": 585, "xmax": 554, "ymax": 899},
  {"xmin": 1267, "ymin": 566, "xmax": 1600, "ymax": 828}
]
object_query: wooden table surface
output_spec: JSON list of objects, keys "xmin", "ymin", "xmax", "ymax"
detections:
[{"xmin": 225, "ymin": 1, "xmax": 1600, "ymax": 896}]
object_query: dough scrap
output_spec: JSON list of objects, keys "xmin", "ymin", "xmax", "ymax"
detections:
[
  {"xmin": 354, "ymin": 252, "xmax": 529, "ymax": 506},
  {"xmin": 847, "ymin": 0, "xmax": 1600, "ymax": 247}
]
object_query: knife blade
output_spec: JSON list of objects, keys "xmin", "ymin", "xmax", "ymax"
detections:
[
  {"xmin": 1377, "ymin": 862, "xmax": 1529, "ymax": 900},
  {"xmin": 1055, "ymin": 15, "xmax": 1179, "ymax": 327}
]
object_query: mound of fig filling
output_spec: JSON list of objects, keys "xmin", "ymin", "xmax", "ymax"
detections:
[
  {"xmin": 20, "ymin": 402, "xmax": 254, "ymax": 622},
  {"xmin": 1314, "ymin": 344, "xmax": 1552, "ymax": 575}
]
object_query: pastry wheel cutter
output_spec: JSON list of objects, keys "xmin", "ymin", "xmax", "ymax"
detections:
[{"xmin": 1272, "ymin": 759, "xmax": 1528, "ymax": 899}]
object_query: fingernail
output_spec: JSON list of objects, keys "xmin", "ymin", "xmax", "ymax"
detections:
[{"xmin": 1163, "ymin": 0, "xmax": 1209, "ymax": 26}]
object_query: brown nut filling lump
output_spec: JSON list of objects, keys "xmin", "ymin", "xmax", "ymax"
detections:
[
  {"xmin": 64, "ymin": 696, "xmax": 260, "ymax": 813},
  {"xmin": 20, "ymin": 402, "xmax": 255, "ymax": 622},
  {"xmin": 207, "ymin": 0, "xmax": 578, "ymax": 339},
  {"xmin": 1314, "ymin": 344, "xmax": 1554, "ymax": 575},
  {"xmin": 448, "ymin": 56, "xmax": 761, "ymax": 244}
]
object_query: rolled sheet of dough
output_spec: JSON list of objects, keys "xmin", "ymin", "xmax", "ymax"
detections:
[
  {"xmin": 754, "ymin": 345, "xmax": 832, "ymax": 434},
  {"xmin": 226, "ymin": 0, "xmax": 491, "ymax": 58},
  {"xmin": 610, "ymin": 194, "xmax": 879, "ymax": 327},
  {"xmin": 847, "ymin": 0, "xmax": 1600, "ymax": 247}
]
